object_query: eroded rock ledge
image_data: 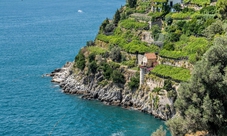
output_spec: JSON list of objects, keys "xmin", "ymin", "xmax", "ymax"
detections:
[{"xmin": 50, "ymin": 62, "xmax": 175, "ymax": 120}]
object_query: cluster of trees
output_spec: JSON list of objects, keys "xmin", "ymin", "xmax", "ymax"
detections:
[
  {"xmin": 99, "ymin": 62, "xmax": 125, "ymax": 84},
  {"xmin": 74, "ymin": 51, "xmax": 86, "ymax": 70},
  {"xmin": 73, "ymin": 1, "xmax": 227, "ymax": 135},
  {"xmin": 165, "ymin": 37, "xmax": 227, "ymax": 135},
  {"xmin": 74, "ymin": 47, "xmax": 126, "ymax": 84}
]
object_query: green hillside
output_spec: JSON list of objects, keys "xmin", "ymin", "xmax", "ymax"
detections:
[{"xmin": 73, "ymin": 0, "xmax": 227, "ymax": 135}]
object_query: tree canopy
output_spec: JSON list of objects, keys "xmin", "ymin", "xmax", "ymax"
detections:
[
  {"xmin": 128, "ymin": 0, "xmax": 137, "ymax": 8},
  {"xmin": 216, "ymin": 0, "xmax": 227, "ymax": 19},
  {"xmin": 166, "ymin": 37, "xmax": 227, "ymax": 135}
]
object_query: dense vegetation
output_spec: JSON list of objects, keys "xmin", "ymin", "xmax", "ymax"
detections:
[
  {"xmin": 151, "ymin": 65, "xmax": 190, "ymax": 82},
  {"xmin": 166, "ymin": 37, "xmax": 227, "ymax": 135},
  {"xmin": 72, "ymin": 0, "xmax": 227, "ymax": 135}
]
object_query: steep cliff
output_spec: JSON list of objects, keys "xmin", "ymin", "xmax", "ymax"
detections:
[{"xmin": 51, "ymin": 61, "xmax": 176, "ymax": 120}]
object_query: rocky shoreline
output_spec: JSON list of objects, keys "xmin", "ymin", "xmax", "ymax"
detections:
[{"xmin": 50, "ymin": 62, "xmax": 174, "ymax": 120}]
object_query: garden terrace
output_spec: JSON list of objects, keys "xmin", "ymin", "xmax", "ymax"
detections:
[{"xmin": 150, "ymin": 64, "xmax": 191, "ymax": 82}]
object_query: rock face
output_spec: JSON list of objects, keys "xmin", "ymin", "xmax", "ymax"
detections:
[{"xmin": 51, "ymin": 62, "xmax": 175, "ymax": 120}]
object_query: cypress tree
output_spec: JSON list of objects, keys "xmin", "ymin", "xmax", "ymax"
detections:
[{"xmin": 113, "ymin": 9, "xmax": 120, "ymax": 25}]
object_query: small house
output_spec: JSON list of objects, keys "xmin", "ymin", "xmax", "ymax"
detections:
[{"xmin": 141, "ymin": 53, "xmax": 157, "ymax": 68}]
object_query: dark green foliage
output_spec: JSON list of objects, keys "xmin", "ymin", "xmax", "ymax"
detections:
[
  {"xmin": 168, "ymin": 30, "xmax": 181, "ymax": 42},
  {"xmin": 74, "ymin": 51, "xmax": 86, "ymax": 70},
  {"xmin": 112, "ymin": 70, "xmax": 125, "ymax": 84},
  {"xmin": 88, "ymin": 53, "xmax": 96, "ymax": 62},
  {"xmin": 163, "ymin": 79, "xmax": 173, "ymax": 91},
  {"xmin": 102, "ymin": 63, "xmax": 113, "ymax": 80},
  {"xmin": 128, "ymin": 0, "xmax": 137, "ymax": 8},
  {"xmin": 110, "ymin": 47, "xmax": 122, "ymax": 62},
  {"xmin": 100, "ymin": 62, "xmax": 120, "ymax": 81},
  {"xmin": 203, "ymin": 20, "xmax": 223, "ymax": 40},
  {"xmin": 182, "ymin": 18, "xmax": 202, "ymax": 36},
  {"xmin": 88, "ymin": 61, "xmax": 97, "ymax": 73},
  {"xmin": 217, "ymin": 0, "xmax": 227, "ymax": 19},
  {"xmin": 102, "ymin": 51, "xmax": 109, "ymax": 58},
  {"xmin": 152, "ymin": 87, "xmax": 162, "ymax": 93},
  {"xmin": 173, "ymin": 3, "xmax": 182, "ymax": 12},
  {"xmin": 165, "ymin": 16, "xmax": 173, "ymax": 25},
  {"xmin": 151, "ymin": 125, "xmax": 167, "ymax": 136},
  {"xmin": 161, "ymin": 1, "xmax": 171, "ymax": 15},
  {"xmin": 151, "ymin": 25, "xmax": 161, "ymax": 41},
  {"xmin": 179, "ymin": 17, "xmax": 215, "ymax": 37},
  {"xmin": 166, "ymin": 37, "xmax": 227, "ymax": 135},
  {"xmin": 100, "ymin": 18, "xmax": 109, "ymax": 32},
  {"xmin": 86, "ymin": 40, "xmax": 95, "ymax": 46},
  {"xmin": 113, "ymin": 9, "xmax": 121, "ymax": 25},
  {"xmin": 182, "ymin": 7, "xmax": 195, "ymax": 13},
  {"xmin": 167, "ymin": 90, "xmax": 177, "ymax": 99},
  {"xmin": 105, "ymin": 23, "xmax": 115, "ymax": 33},
  {"xmin": 176, "ymin": 21, "xmax": 186, "ymax": 31},
  {"xmin": 200, "ymin": 6, "xmax": 216, "ymax": 14},
  {"xmin": 128, "ymin": 72, "xmax": 139, "ymax": 89}
]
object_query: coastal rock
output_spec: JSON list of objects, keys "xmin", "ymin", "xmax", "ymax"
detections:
[{"xmin": 50, "ymin": 62, "xmax": 175, "ymax": 120}]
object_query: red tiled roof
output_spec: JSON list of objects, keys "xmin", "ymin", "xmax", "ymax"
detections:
[{"xmin": 145, "ymin": 53, "xmax": 156, "ymax": 60}]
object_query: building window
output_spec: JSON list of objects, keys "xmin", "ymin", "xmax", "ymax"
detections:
[{"xmin": 170, "ymin": 1, "xmax": 173, "ymax": 7}]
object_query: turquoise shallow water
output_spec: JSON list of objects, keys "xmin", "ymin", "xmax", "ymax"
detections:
[{"xmin": 0, "ymin": 0, "xmax": 170, "ymax": 135}]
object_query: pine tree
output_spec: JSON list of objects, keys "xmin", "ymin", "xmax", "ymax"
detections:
[{"xmin": 113, "ymin": 9, "xmax": 120, "ymax": 25}]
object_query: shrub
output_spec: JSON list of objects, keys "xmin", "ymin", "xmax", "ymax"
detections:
[
  {"xmin": 110, "ymin": 47, "xmax": 122, "ymax": 62},
  {"xmin": 151, "ymin": 24, "xmax": 161, "ymax": 40},
  {"xmin": 112, "ymin": 70, "xmax": 125, "ymax": 84},
  {"xmin": 100, "ymin": 63, "xmax": 113, "ymax": 80},
  {"xmin": 173, "ymin": 3, "xmax": 182, "ymax": 12},
  {"xmin": 88, "ymin": 61, "xmax": 97, "ymax": 74},
  {"xmin": 74, "ymin": 51, "xmax": 86, "ymax": 70},
  {"xmin": 104, "ymin": 23, "xmax": 115, "ymax": 33},
  {"xmin": 98, "ymin": 80, "xmax": 108, "ymax": 86},
  {"xmin": 128, "ymin": 73, "xmax": 139, "ymax": 89},
  {"xmin": 165, "ymin": 16, "xmax": 173, "ymax": 25},
  {"xmin": 151, "ymin": 125, "xmax": 166, "ymax": 136},
  {"xmin": 128, "ymin": 0, "xmax": 137, "ymax": 8},
  {"xmin": 152, "ymin": 87, "xmax": 162, "ymax": 93},
  {"xmin": 167, "ymin": 90, "xmax": 177, "ymax": 100},
  {"xmin": 86, "ymin": 40, "xmax": 95, "ymax": 46},
  {"xmin": 88, "ymin": 53, "xmax": 96, "ymax": 62},
  {"xmin": 163, "ymin": 79, "xmax": 173, "ymax": 91},
  {"xmin": 200, "ymin": 6, "xmax": 216, "ymax": 14}
]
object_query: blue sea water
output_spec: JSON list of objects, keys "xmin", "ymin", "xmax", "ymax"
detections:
[{"xmin": 0, "ymin": 0, "xmax": 170, "ymax": 135}]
